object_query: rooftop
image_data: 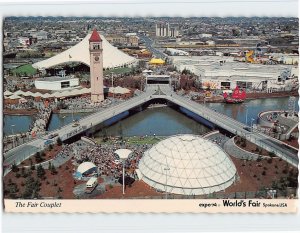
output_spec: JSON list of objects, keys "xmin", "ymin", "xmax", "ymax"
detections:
[
  {"xmin": 35, "ymin": 76, "xmax": 78, "ymax": 82},
  {"xmin": 139, "ymin": 134, "xmax": 237, "ymax": 195},
  {"xmin": 89, "ymin": 29, "xmax": 102, "ymax": 42},
  {"xmin": 172, "ymin": 56, "xmax": 291, "ymax": 80}
]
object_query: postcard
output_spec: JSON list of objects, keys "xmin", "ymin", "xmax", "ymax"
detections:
[{"xmin": 2, "ymin": 0, "xmax": 299, "ymax": 213}]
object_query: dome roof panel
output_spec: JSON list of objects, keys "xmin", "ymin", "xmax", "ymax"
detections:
[{"xmin": 139, "ymin": 134, "xmax": 237, "ymax": 195}]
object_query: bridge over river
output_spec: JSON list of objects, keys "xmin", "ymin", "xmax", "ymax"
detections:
[{"xmin": 4, "ymin": 84, "xmax": 298, "ymax": 174}]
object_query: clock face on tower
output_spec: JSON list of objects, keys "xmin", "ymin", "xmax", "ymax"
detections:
[{"xmin": 94, "ymin": 56, "xmax": 99, "ymax": 61}]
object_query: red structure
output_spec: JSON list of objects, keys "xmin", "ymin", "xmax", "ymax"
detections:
[
  {"xmin": 89, "ymin": 29, "xmax": 102, "ymax": 42},
  {"xmin": 223, "ymin": 86, "xmax": 246, "ymax": 104}
]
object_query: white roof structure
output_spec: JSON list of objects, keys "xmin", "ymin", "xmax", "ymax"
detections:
[
  {"xmin": 33, "ymin": 31, "xmax": 137, "ymax": 69},
  {"xmin": 22, "ymin": 91, "xmax": 34, "ymax": 97},
  {"xmin": 14, "ymin": 90, "xmax": 26, "ymax": 96},
  {"xmin": 4, "ymin": 90, "xmax": 13, "ymax": 96},
  {"xmin": 77, "ymin": 162, "xmax": 97, "ymax": 174},
  {"xmin": 41, "ymin": 93, "xmax": 52, "ymax": 98},
  {"xmin": 166, "ymin": 48, "xmax": 189, "ymax": 56},
  {"xmin": 30, "ymin": 92, "xmax": 42, "ymax": 97},
  {"xmin": 115, "ymin": 149, "xmax": 132, "ymax": 160},
  {"xmin": 109, "ymin": 86, "xmax": 131, "ymax": 94},
  {"xmin": 138, "ymin": 134, "xmax": 237, "ymax": 195},
  {"xmin": 8, "ymin": 94, "xmax": 21, "ymax": 100}
]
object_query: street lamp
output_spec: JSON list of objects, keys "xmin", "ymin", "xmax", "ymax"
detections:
[
  {"xmin": 11, "ymin": 124, "xmax": 15, "ymax": 148},
  {"xmin": 115, "ymin": 149, "xmax": 132, "ymax": 195},
  {"xmin": 164, "ymin": 167, "xmax": 170, "ymax": 199}
]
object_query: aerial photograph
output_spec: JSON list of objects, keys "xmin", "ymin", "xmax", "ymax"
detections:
[{"xmin": 2, "ymin": 16, "xmax": 299, "ymax": 199}]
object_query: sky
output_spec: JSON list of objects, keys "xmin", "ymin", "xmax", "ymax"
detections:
[{"xmin": 0, "ymin": 0, "xmax": 298, "ymax": 17}]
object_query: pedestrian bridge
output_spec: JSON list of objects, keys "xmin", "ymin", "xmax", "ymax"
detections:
[{"xmin": 4, "ymin": 84, "xmax": 298, "ymax": 172}]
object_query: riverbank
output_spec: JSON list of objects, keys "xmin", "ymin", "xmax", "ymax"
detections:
[
  {"xmin": 52, "ymin": 108, "xmax": 95, "ymax": 114},
  {"xmin": 4, "ymin": 108, "xmax": 38, "ymax": 115},
  {"xmin": 195, "ymin": 90, "xmax": 299, "ymax": 103},
  {"xmin": 246, "ymin": 90, "xmax": 299, "ymax": 100}
]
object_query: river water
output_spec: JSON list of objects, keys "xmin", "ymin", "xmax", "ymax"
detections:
[
  {"xmin": 205, "ymin": 97, "xmax": 299, "ymax": 126},
  {"xmin": 3, "ymin": 97, "xmax": 298, "ymax": 136},
  {"xmin": 95, "ymin": 107, "xmax": 210, "ymax": 137},
  {"xmin": 3, "ymin": 115, "xmax": 33, "ymax": 136}
]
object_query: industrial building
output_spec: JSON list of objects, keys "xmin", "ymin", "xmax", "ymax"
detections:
[
  {"xmin": 172, "ymin": 56, "xmax": 298, "ymax": 92},
  {"xmin": 155, "ymin": 22, "xmax": 179, "ymax": 38}
]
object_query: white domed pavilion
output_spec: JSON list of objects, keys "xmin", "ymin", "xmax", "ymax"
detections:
[{"xmin": 138, "ymin": 134, "xmax": 237, "ymax": 195}]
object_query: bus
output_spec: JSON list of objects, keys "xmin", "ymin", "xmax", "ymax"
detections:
[{"xmin": 85, "ymin": 177, "xmax": 98, "ymax": 194}]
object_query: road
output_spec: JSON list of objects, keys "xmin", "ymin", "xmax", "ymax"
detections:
[
  {"xmin": 4, "ymin": 84, "xmax": 298, "ymax": 175},
  {"xmin": 139, "ymin": 35, "xmax": 166, "ymax": 59}
]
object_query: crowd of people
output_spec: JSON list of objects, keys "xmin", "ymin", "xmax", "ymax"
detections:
[
  {"xmin": 59, "ymin": 96, "xmax": 125, "ymax": 112},
  {"xmin": 73, "ymin": 140, "xmax": 151, "ymax": 181},
  {"xmin": 4, "ymin": 76, "xmax": 35, "ymax": 92},
  {"xmin": 30, "ymin": 106, "xmax": 52, "ymax": 133}
]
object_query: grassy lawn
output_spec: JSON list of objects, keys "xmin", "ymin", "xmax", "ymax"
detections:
[
  {"xmin": 94, "ymin": 136, "xmax": 164, "ymax": 145},
  {"xmin": 104, "ymin": 67, "xmax": 132, "ymax": 76},
  {"xmin": 12, "ymin": 64, "xmax": 37, "ymax": 76},
  {"xmin": 125, "ymin": 136, "xmax": 163, "ymax": 145}
]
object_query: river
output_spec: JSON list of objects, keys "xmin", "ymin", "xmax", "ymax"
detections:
[
  {"xmin": 3, "ymin": 97, "xmax": 298, "ymax": 136},
  {"xmin": 94, "ymin": 106, "xmax": 210, "ymax": 137},
  {"xmin": 205, "ymin": 97, "xmax": 299, "ymax": 126}
]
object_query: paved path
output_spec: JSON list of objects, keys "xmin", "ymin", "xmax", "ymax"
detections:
[{"xmin": 224, "ymin": 138, "xmax": 260, "ymax": 160}]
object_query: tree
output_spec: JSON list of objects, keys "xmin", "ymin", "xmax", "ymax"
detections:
[
  {"xmin": 11, "ymin": 162, "xmax": 19, "ymax": 172},
  {"xmin": 57, "ymin": 137, "xmax": 62, "ymax": 146},
  {"xmin": 36, "ymin": 164, "xmax": 45, "ymax": 178},
  {"xmin": 50, "ymin": 164, "xmax": 57, "ymax": 175},
  {"xmin": 35, "ymin": 152, "xmax": 42, "ymax": 163},
  {"xmin": 48, "ymin": 144, "xmax": 54, "ymax": 151}
]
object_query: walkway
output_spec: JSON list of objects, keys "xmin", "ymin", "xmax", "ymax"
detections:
[{"xmin": 224, "ymin": 138, "xmax": 260, "ymax": 161}]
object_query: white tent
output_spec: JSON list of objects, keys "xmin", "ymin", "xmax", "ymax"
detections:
[
  {"xmin": 22, "ymin": 91, "xmax": 34, "ymax": 97},
  {"xmin": 14, "ymin": 90, "xmax": 26, "ymax": 96},
  {"xmin": 109, "ymin": 86, "xmax": 130, "ymax": 94},
  {"xmin": 8, "ymin": 94, "xmax": 21, "ymax": 100},
  {"xmin": 4, "ymin": 90, "xmax": 13, "ymax": 96},
  {"xmin": 41, "ymin": 93, "xmax": 53, "ymax": 98},
  {"xmin": 33, "ymin": 31, "xmax": 137, "ymax": 69},
  {"xmin": 76, "ymin": 162, "xmax": 97, "ymax": 176},
  {"xmin": 115, "ymin": 149, "xmax": 132, "ymax": 159},
  {"xmin": 30, "ymin": 92, "xmax": 42, "ymax": 97}
]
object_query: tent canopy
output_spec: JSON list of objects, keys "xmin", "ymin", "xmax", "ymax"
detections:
[
  {"xmin": 149, "ymin": 58, "xmax": 165, "ymax": 65},
  {"xmin": 115, "ymin": 149, "xmax": 132, "ymax": 160},
  {"xmin": 33, "ymin": 31, "xmax": 137, "ymax": 69}
]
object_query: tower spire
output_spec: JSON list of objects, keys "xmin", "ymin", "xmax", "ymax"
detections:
[
  {"xmin": 89, "ymin": 29, "xmax": 104, "ymax": 102},
  {"xmin": 89, "ymin": 29, "xmax": 102, "ymax": 42}
]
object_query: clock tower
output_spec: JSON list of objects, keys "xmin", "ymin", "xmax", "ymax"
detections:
[{"xmin": 89, "ymin": 29, "xmax": 104, "ymax": 102}]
